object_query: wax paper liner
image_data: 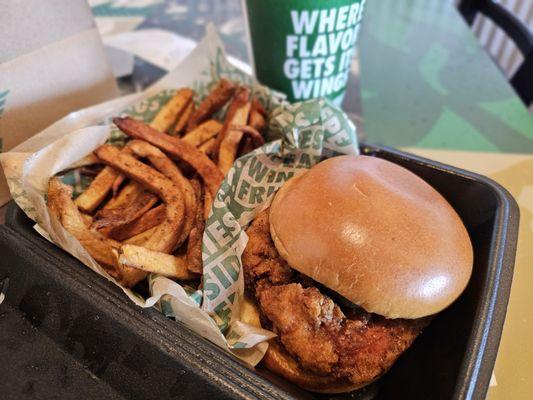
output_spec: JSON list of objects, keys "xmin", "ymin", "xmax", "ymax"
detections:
[
  {"xmin": 201, "ymin": 98, "xmax": 359, "ymax": 344},
  {"xmin": 0, "ymin": 25, "xmax": 284, "ymax": 366}
]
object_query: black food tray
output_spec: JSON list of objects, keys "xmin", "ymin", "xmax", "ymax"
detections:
[{"xmin": 0, "ymin": 145, "xmax": 519, "ymax": 400}]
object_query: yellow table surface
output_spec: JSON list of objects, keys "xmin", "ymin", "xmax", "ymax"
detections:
[{"xmin": 404, "ymin": 148, "xmax": 533, "ymax": 400}]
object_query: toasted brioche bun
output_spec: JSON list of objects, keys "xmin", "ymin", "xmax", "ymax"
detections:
[{"xmin": 269, "ymin": 155, "xmax": 473, "ymax": 319}]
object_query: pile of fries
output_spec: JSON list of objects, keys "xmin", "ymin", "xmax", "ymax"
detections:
[{"xmin": 47, "ymin": 79, "xmax": 268, "ymax": 288}]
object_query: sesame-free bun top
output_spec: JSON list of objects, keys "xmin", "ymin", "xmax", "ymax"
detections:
[{"xmin": 269, "ymin": 155, "xmax": 473, "ymax": 319}]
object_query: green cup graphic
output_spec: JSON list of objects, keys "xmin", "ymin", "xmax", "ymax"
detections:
[{"xmin": 243, "ymin": 0, "xmax": 367, "ymax": 105}]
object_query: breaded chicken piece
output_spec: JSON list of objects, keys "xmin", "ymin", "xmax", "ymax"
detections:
[
  {"xmin": 242, "ymin": 209, "xmax": 294, "ymax": 290},
  {"xmin": 242, "ymin": 209, "xmax": 428, "ymax": 386}
]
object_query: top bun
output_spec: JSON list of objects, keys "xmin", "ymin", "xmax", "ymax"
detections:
[{"xmin": 269, "ymin": 155, "xmax": 473, "ymax": 319}]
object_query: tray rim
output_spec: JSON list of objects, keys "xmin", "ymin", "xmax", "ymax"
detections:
[
  {"xmin": 360, "ymin": 144, "xmax": 519, "ymax": 400},
  {"xmin": 4, "ymin": 144, "xmax": 520, "ymax": 400}
]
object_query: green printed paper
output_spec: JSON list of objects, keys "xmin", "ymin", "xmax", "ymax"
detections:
[{"xmin": 202, "ymin": 98, "xmax": 359, "ymax": 342}]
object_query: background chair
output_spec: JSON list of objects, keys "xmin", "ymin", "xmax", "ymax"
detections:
[{"xmin": 458, "ymin": 0, "xmax": 533, "ymax": 106}]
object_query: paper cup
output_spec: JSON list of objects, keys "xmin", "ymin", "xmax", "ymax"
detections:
[{"xmin": 243, "ymin": 0, "xmax": 367, "ymax": 105}]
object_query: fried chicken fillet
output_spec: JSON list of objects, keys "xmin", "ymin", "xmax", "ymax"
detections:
[{"xmin": 242, "ymin": 210, "xmax": 428, "ymax": 388}]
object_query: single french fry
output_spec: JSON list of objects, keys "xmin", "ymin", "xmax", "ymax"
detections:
[
  {"xmin": 74, "ymin": 166, "xmax": 119, "ymax": 213},
  {"xmin": 232, "ymin": 125, "xmax": 265, "ymax": 147},
  {"xmin": 171, "ymin": 101, "xmax": 195, "ymax": 136},
  {"xmin": 104, "ymin": 180, "xmax": 145, "ymax": 210},
  {"xmin": 113, "ymin": 117, "xmax": 224, "ymax": 196},
  {"xmin": 249, "ymin": 98, "xmax": 267, "ymax": 132},
  {"xmin": 203, "ymin": 190, "xmax": 213, "ymax": 221},
  {"xmin": 187, "ymin": 79, "xmax": 236, "ymax": 131},
  {"xmin": 109, "ymin": 204, "xmax": 166, "ymax": 241},
  {"xmin": 213, "ymin": 87, "xmax": 251, "ymax": 161},
  {"xmin": 124, "ymin": 225, "xmax": 159, "ymax": 246},
  {"xmin": 119, "ymin": 244, "xmax": 197, "ymax": 280},
  {"xmin": 218, "ymin": 130, "xmax": 243, "ymax": 174},
  {"xmin": 198, "ymin": 137, "xmax": 216, "ymax": 155},
  {"xmin": 182, "ymin": 120, "xmax": 222, "ymax": 147},
  {"xmin": 150, "ymin": 88, "xmax": 194, "ymax": 133},
  {"xmin": 240, "ymin": 98, "xmax": 266, "ymax": 157},
  {"xmin": 251, "ymin": 96, "xmax": 266, "ymax": 116},
  {"xmin": 80, "ymin": 213, "xmax": 93, "ymax": 227},
  {"xmin": 111, "ymin": 174, "xmax": 126, "ymax": 197},
  {"xmin": 186, "ymin": 180, "xmax": 205, "ymax": 274},
  {"xmin": 94, "ymin": 144, "xmax": 185, "ymax": 254},
  {"xmin": 219, "ymin": 125, "xmax": 265, "ymax": 174},
  {"xmin": 92, "ymin": 191, "xmax": 158, "ymax": 230}
]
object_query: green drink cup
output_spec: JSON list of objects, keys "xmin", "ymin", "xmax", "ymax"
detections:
[{"xmin": 243, "ymin": 0, "xmax": 367, "ymax": 105}]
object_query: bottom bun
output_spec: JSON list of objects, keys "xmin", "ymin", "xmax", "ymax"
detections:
[{"xmin": 262, "ymin": 340, "xmax": 371, "ymax": 394}]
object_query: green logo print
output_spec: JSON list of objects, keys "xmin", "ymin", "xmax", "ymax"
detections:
[
  {"xmin": 245, "ymin": 0, "xmax": 367, "ymax": 103},
  {"xmin": 202, "ymin": 97, "xmax": 359, "ymax": 342}
]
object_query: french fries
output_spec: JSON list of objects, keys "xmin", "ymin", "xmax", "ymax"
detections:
[
  {"xmin": 94, "ymin": 144, "xmax": 185, "ymax": 254},
  {"xmin": 186, "ymin": 179, "xmax": 205, "ymax": 274},
  {"xmin": 48, "ymin": 178, "xmax": 118, "ymax": 270},
  {"xmin": 92, "ymin": 191, "xmax": 158, "ymax": 230},
  {"xmin": 172, "ymin": 101, "xmax": 195, "ymax": 136},
  {"xmin": 249, "ymin": 97, "xmax": 267, "ymax": 132},
  {"xmin": 109, "ymin": 204, "xmax": 166, "ymax": 241},
  {"xmin": 105, "ymin": 181, "xmax": 145, "ymax": 210},
  {"xmin": 125, "ymin": 140, "xmax": 196, "ymax": 247},
  {"xmin": 219, "ymin": 125, "xmax": 265, "ymax": 174},
  {"xmin": 187, "ymin": 79, "xmax": 236, "ymax": 130},
  {"xmin": 48, "ymin": 79, "xmax": 270, "ymax": 292},
  {"xmin": 150, "ymin": 88, "xmax": 194, "ymax": 133},
  {"xmin": 214, "ymin": 87, "xmax": 251, "ymax": 160},
  {"xmin": 124, "ymin": 225, "xmax": 160, "ymax": 246},
  {"xmin": 182, "ymin": 120, "xmax": 222, "ymax": 147},
  {"xmin": 75, "ymin": 166, "xmax": 119, "ymax": 213},
  {"xmin": 113, "ymin": 116, "xmax": 224, "ymax": 196},
  {"xmin": 198, "ymin": 138, "xmax": 216, "ymax": 155},
  {"xmin": 48, "ymin": 179, "xmax": 148, "ymax": 287},
  {"xmin": 119, "ymin": 244, "xmax": 197, "ymax": 280}
]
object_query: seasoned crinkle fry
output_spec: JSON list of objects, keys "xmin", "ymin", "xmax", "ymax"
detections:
[
  {"xmin": 150, "ymin": 88, "xmax": 194, "ymax": 133},
  {"xmin": 187, "ymin": 79, "xmax": 236, "ymax": 131},
  {"xmin": 125, "ymin": 140, "xmax": 196, "ymax": 247},
  {"xmin": 172, "ymin": 101, "xmax": 195, "ymax": 136},
  {"xmin": 109, "ymin": 204, "xmax": 166, "ymax": 241},
  {"xmin": 47, "ymin": 178, "xmax": 146, "ymax": 287},
  {"xmin": 213, "ymin": 87, "xmax": 251, "ymax": 159},
  {"xmin": 94, "ymin": 144, "xmax": 185, "ymax": 254},
  {"xmin": 113, "ymin": 117, "xmax": 223, "ymax": 196},
  {"xmin": 182, "ymin": 120, "xmax": 222, "ymax": 147},
  {"xmin": 119, "ymin": 244, "xmax": 197, "ymax": 280},
  {"xmin": 75, "ymin": 166, "xmax": 119, "ymax": 213}
]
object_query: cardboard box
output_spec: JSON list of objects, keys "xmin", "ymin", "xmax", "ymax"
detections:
[{"xmin": 0, "ymin": 0, "xmax": 119, "ymax": 205}]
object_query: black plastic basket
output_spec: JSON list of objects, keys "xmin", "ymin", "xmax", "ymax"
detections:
[{"xmin": 0, "ymin": 144, "xmax": 519, "ymax": 400}]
